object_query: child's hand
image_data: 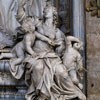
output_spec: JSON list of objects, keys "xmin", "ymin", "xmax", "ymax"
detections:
[{"xmin": 48, "ymin": 40, "xmax": 55, "ymax": 46}]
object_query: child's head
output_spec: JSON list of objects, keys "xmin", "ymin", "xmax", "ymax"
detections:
[
  {"xmin": 21, "ymin": 17, "xmax": 35, "ymax": 33},
  {"xmin": 21, "ymin": 21, "xmax": 35, "ymax": 33},
  {"xmin": 73, "ymin": 42, "xmax": 83, "ymax": 51},
  {"xmin": 21, "ymin": 16, "xmax": 41, "ymax": 33}
]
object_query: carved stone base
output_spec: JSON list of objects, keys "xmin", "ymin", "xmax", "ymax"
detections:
[
  {"xmin": 0, "ymin": 86, "xmax": 27, "ymax": 100},
  {"xmin": 0, "ymin": 94, "xmax": 25, "ymax": 100}
]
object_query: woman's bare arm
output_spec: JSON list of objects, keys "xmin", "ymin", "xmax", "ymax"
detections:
[{"xmin": 35, "ymin": 31, "xmax": 55, "ymax": 46}]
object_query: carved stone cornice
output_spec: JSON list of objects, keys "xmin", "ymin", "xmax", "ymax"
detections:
[{"xmin": 86, "ymin": 0, "xmax": 100, "ymax": 18}]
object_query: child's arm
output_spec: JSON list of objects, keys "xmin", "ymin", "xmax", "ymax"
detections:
[
  {"xmin": 35, "ymin": 31, "xmax": 55, "ymax": 46},
  {"xmin": 66, "ymin": 36, "xmax": 83, "ymax": 48},
  {"xmin": 24, "ymin": 34, "xmax": 35, "ymax": 56}
]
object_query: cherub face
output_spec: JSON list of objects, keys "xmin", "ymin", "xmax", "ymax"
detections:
[
  {"xmin": 21, "ymin": 23, "xmax": 29, "ymax": 33},
  {"xmin": 21, "ymin": 22, "xmax": 35, "ymax": 33},
  {"xmin": 29, "ymin": 24, "xmax": 35, "ymax": 32},
  {"xmin": 73, "ymin": 43, "xmax": 83, "ymax": 51}
]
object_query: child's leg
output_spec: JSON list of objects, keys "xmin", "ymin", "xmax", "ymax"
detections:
[
  {"xmin": 11, "ymin": 47, "xmax": 25, "ymax": 66},
  {"xmin": 0, "ymin": 53, "xmax": 14, "ymax": 59},
  {"xmin": 11, "ymin": 58, "xmax": 24, "ymax": 66},
  {"xmin": 69, "ymin": 69, "xmax": 83, "ymax": 89}
]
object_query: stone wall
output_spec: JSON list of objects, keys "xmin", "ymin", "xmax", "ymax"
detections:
[{"xmin": 86, "ymin": 10, "xmax": 100, "ymax": 100}]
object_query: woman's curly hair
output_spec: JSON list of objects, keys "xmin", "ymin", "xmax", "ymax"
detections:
[{"xmin": 44, "ymin": 1, "xmax": 58, "ymax": 26}]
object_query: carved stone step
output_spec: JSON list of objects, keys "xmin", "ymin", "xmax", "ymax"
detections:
[{"xmin": 0, "ymin": 86, "xmax": 27, "ymax": 100}]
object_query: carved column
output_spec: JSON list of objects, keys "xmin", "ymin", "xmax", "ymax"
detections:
[
  {"xmin": 70, "ymin": 0, "xmax": 87, "ymax": 94},
  {"xmin": 71, "ymin": 0, "xmax": 85, "ymax": 40}
]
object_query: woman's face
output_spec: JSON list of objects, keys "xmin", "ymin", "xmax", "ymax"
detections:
[{"xmin": 44, "ymin": 7, "xmax": 53, "ymax": 18}]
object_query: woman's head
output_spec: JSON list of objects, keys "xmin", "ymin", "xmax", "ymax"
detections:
[{"xmin": 43, "ymin": 2, "xmax": 58, "ymax": 24}]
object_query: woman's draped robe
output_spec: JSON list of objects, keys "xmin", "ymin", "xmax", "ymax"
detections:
[{"xmin": 24, "ymin": 51, "xmax": 85, "ymax": 100}]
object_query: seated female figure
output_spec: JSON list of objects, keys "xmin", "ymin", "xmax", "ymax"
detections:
[{"xmin": 24, "ymin": 2, "xmax": 86, "ymax": 100}]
